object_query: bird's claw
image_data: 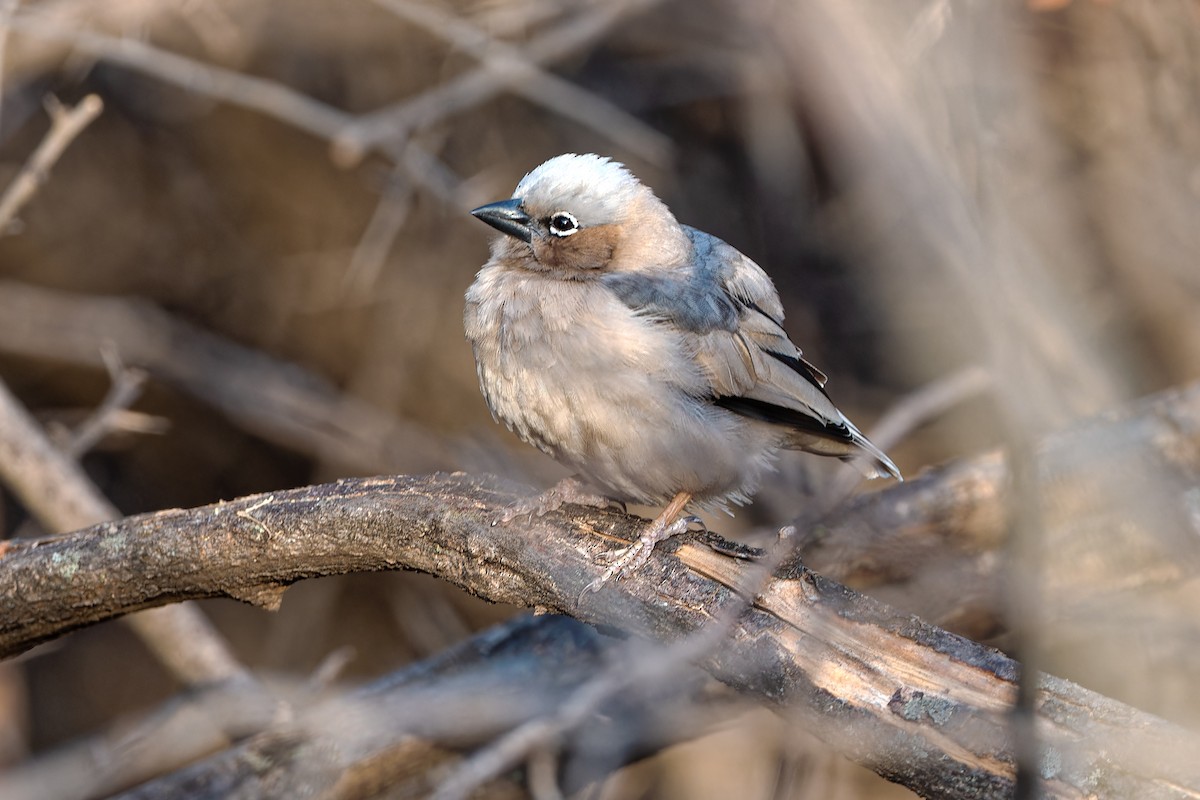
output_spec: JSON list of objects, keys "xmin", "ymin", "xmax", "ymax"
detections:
[{"xmin": 582, "ymin": 514, "xmax": 695, "ymax": 595}]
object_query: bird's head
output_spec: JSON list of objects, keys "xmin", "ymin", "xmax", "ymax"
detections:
[{"xmin": 471, "ymin": 153, "xmax": 686, "ymax": 275}]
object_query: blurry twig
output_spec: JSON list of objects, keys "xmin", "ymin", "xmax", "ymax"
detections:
[
  {"xmin": 0, "ymin": 280, "xmax": 477, "ymax": 474},
  {"xmin": 335, "ymin": 0, "xmax": 665, "ymax": 165},
  {"xmin": 104, "ymin": 615, "xmax": 710, "ymax": 800},
  {"xmin": 825, "ymin": 364, "xmax": 992, "ymax": 499},
  {"xmin": 866, "ymin": 364, "xmax": 992, "ymax": 454},
  {"xmin": 0, "ymin": 374, "xmax": 251, "ymax": 687},
  {"xmin": 0, "ymin": 93, "xmax": 103, "ymax": 234},
  {"xmin": 57, "ymin": 347, "xmax": 160, "ymax": 458},
  {"xmin": 370, "ymin": 0, "xmax": 672, "ymax": 166},
  {"xmin": 343, "ymin": 163, "xmax": 414, "ymax": 297},
  {"xmin": 6, "ymin": 14, "xmax": 463, "ymax": 203}
]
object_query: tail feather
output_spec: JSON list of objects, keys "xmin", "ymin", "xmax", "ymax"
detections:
[
  {"xmin": 840, "ymin": 432, "xmax": 902, "ymax": 480},
  {"xmin": 714, "ymin": 395, "xmax": 902, "ymax": 481}
]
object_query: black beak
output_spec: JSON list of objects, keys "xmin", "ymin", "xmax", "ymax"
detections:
[{"xmin": 471, "ymin": 198, "xmax": 534, "ymax": 244}]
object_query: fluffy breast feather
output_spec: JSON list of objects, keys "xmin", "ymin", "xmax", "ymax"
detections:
[{"xmin": 464, "ymin": 263, "xmax": 780, "ymax": 504}]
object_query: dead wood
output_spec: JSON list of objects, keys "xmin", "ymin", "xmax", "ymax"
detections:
[
  {"xmin": 803, "ymin": 380, "xmax": 1200, "ymax": 636},
  {"xmin": 104, "ymin": 614, "xmax": 715, "ymax": 800},
  {"xmin": 2, "ymin": 461, "xmax": 1197, "ymax": 797},
  {"xmin": 0, "ymin": 279, "xmax": 458, "ymax": 473}
]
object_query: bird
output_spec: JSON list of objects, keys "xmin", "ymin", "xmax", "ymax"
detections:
[{"xmin": 465, "ymin": 153, "xmax": 900, "ymax": 592}]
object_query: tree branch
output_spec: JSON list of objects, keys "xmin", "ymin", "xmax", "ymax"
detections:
[
  {"xmin": 803, "ymin": 380, "xmax": 1200, "ymax": 634},
  {"xmin": 0, "ymin": 93, "xmax": 103, "ymax": 233},
  {"xmin": 2, "ymin": 465, "xmax": 1197, "ymax": 797},
  {"xmin": 0, "ymin": 375, "xmax": 249, "ymax": 687},
  {"xmin": 369, "ymin": 0, "xmax": 671, "ymax": 165},
  {"xmin": 4, "ymin": 614, "xmax": 708, "ymax": 800},
  {"xmin": 0, "ymin": 279, "xmax": 463, "ymax": 474}
]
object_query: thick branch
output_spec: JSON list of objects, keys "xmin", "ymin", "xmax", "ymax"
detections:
[
  {"xmin": 1, "ymin": 471, "xmax": 1196, "ymax": 798},
  {"xmin": 804, "ymin": 380, "xmax": 1200, "ymax": 632},
  {"xmin": 0, "ymin": 374, "xmax": 247, "ymax": 686}
]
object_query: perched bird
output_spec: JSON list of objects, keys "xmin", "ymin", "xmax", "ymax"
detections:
[{"xmin": 466, "ymin": 154, "xmax": 900, "ymax": 591}]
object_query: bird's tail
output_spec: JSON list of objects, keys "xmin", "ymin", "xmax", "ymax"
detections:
[{"xmin": 840, "ymin": 424, "xmax": 902, "ymax": 481}]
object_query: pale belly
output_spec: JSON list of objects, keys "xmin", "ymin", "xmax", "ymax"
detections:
[{"xmin": 465, "ymin": 269, "xmax": 780, "ymax": 506}]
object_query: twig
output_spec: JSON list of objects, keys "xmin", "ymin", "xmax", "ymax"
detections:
[
  {"xmin": 371, "ymin": 0, "xmax": 672, "ymax": 165},
  {"xmin": 103, "ymin": 615, "xmax": 708, "ymax": 800},
  {"xmin": 431, "ymin": 667, "xmax": 625, "ymax": 800},
  {"xmin": 866, "ymin": 364, "xmax": 992, "ymax": 454},
  {"xmin": 824, "ymin": 364, "xmax": 992, "ymax": 499},
  {"xmin": 6, "ymin": 14, "xmax": 463, "ymax": 203},
  {"xmin": 59, "ymin": 347, "xmax": 156, "ymax": 458},
  {"xmin": 333, "ymin": 0, "xmax": 667, "ymax": 165},
  {"xmin": 0, "ymin": 280, "xmax": 480, "ymax": 475},
  {"xmin": 0, "ymin": 93, "xmax": 103, "ymax": 233},
  {"xmin": 0, "ymin": 375, "xmax": 250, "ymax": 688},
  {"xmin": 343, "ymin": 163, "xmax": 414, "ymax": 298}
]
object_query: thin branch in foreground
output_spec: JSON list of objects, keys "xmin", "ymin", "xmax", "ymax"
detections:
[
  {"xmin": 0, "ymin": 93, "xmax": 103, "ymax": 233},
  {"xmin": 100, "ymin": 615, "xmax": 718, "ymax": 800}
]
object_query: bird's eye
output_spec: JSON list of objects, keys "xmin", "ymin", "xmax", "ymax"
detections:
[{"xmin": 548, "ymin": 211, "xmax": 579, "ymax": 237}]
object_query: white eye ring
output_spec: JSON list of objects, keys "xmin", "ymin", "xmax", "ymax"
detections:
[{"xmin": 548, "ymin": 211, "xmax": 579, "ymax": 237}]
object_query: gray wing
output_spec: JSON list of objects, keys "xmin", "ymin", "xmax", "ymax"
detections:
[{"xmin": 601, "ymin": 227, "xmax": 900, "ymax": 480}]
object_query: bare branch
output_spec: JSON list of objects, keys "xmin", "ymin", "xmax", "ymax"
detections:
[
  {"xmin": 57, "ymin": 349, "xmax": 154, "ymax": 458},
  {"xmin": 103, "ymin": 614, "xmax": 714, "ymax": 800},
  {"xmin": 0, "ymin": 93, "xmax": 103, "ymax": 233},
  {"xmin": 5, "ymin": 615, "xmax": 683, "ymax": 800},
  {"xmin": 0, "ymin": 280, "xmax": 466, "ymax": 474},
  {"xmin": 371, "ymin": 0, "xmax": 672, "ymax": 165},
  {"xmin": 0, "ymin": 375, "xmax": 247, "ymax": 687},
  {"xmin": 6, "ymin": 13, "xmax": 462, "ymax": 202},
  {"xmin": 803, "ymin": 380, "xmax": 1200, "ymax": 631},
  {"xmin": 2, "ymin": 462, "xmax": 1198, "ymax": 797},
  {"xmin": 333, "ymin": 0, "xmax": 666, "ymax": 165},
  {"xmin": 8, "ymin": 4, "xmax": 671, "ymax": 200}
]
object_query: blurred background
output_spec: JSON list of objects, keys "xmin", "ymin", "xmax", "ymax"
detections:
[{"xmin": 0, "ymin": 0, "xmax": 1198, "ymax": 797}]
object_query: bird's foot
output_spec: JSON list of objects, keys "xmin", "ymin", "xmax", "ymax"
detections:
[
  {"xmin": 495, "ymin": 476, "xmax": 616, "ymax": 526},
  {"xmin": 582, "ymin": 511, "xmax": 704, "ymax": 594}
]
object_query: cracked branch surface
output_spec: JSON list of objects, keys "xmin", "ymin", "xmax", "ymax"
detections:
[{"xmin": 2, "ymin": 466, "xmax": 1198, "ymax": 798}]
